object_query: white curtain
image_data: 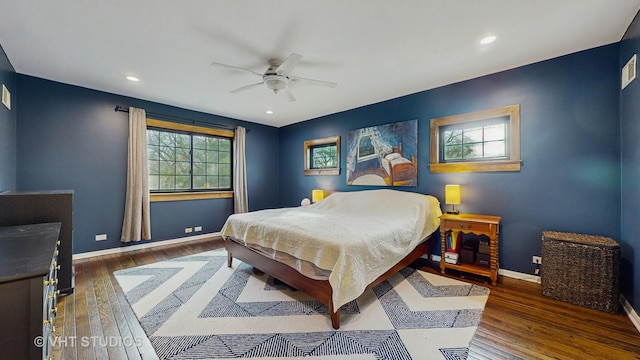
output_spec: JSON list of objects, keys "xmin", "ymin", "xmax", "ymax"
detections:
[
  {"xmin": 233, "ymin": 126, "xmax": 248, "ymax": 213},
  {"xmin": 121, "ymin": 107, "xmax": 151, "ymax": 242}
]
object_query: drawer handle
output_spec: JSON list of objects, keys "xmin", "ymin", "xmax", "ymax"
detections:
[
  {"xmin": 56, "ymin": 265, "xmax": 61, "ymax": 271},
  {"xmin": 50, "ymin": 306, "xmax": 58, "ymax": 314}
]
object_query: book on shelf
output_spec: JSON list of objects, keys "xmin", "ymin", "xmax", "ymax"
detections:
[
  {"xmin": 444, "ymin": 251, "xmax": 459, "ymax": 264},
  {"xmin": 446, "ymin": 230, "xmax": 462, "ymax": 253}
]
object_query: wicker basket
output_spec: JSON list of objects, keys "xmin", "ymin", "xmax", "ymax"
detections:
[{"xmin": 541, "ymin": 231, "xmax": 620, "ymax": 313}]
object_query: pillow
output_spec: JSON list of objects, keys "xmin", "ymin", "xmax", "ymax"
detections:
[{"xmin": 385, "ymin": 152, "xmax": 402, "ymax": 161}]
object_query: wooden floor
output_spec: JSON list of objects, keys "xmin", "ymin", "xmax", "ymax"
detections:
[{"xmin": 51, "ymin": 237, "xmax": 640, "ymax": 360}]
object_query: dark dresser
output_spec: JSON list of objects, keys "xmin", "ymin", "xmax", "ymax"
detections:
[
  {"xmin": 0, "ymin": 222, "xmax": 62, "ymax": 360},
  {"xmin": 0, "ymin": 190, "xmax": 74, "ymax": 294}
]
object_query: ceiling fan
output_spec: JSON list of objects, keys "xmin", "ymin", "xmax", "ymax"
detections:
[{"xmin": 210, "ymin": 53, "xmax": 337, "ymax": 101}]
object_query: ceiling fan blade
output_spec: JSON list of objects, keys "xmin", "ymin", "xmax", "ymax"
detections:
[
  {"xmin": 230, "ymin": 82, "xmax": 264, "ymax": 94},
  {"xmin": 280, "ymin": 88, "xmax": 296, "ymax": 102},
  {"xmin": 210, "ymin": 62, "xmax": 263, "ymax": 77},
  {"xmin": 275, "ymin": 53, "xmax": 302, "ymax": 76},
  {"xmin": 290, "ymin": 76, "xmax": 337, "ymax": 88}
]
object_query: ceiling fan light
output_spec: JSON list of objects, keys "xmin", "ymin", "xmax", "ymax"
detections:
[
  {"xmin": 264, "ymin": 75, "xmax": 287, "ymax": 93},
  {"xmin": 213, "ymin": 54, "xmax": 334, "ymax": 101}
]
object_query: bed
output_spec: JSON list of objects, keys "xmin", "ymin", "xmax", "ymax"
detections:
[
  {"xmin": 220, "ymin": 189, "xmax": 442, "ymax": 328},
  {"xmin": 381, "ymin": 146, "xmax": 417, "ymax": 186}
]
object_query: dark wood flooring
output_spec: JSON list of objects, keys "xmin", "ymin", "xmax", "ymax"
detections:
[{"xmin": 51, "ymin": 237, "xmax": 640, "ymax": 359}]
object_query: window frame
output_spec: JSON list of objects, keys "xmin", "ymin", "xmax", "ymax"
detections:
[
  {"xmin": 429, "ymin": 105, "xmax": 521, "ymax": 173},
  {"xmin": 303, "ymin": 136, "xmax": 340, "ymax": 176},
  {"xmin": 146, "ymin": 118, "xmax": 234, "ymax": 202}
]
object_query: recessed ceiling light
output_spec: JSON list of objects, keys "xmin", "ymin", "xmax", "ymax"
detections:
[
  {"xmin": 480, "ymin": 35, "xmax": 497, "ymax": 45},
  {"xmin": 265, "ymin": 110, "xmax": 274, "ymax": 115},
  {"xmin": 125, "ymin": 75, "xmax": 140, "ymax": 82}
]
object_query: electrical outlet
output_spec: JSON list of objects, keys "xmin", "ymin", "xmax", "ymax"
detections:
[
  {"xmin": 95, "ymin": 234, "xmax": 107, "ymax": 241},
  {"xmin": 185, "ymin": 227, "xmax": 193, "ymax": 233},
  {"xmin": 532, "ymin": 256, "xmax": 542, "ymax": 264},
  {"xmin": 195, "ymin": 226, "xmax": 202, "ymax": 232}
]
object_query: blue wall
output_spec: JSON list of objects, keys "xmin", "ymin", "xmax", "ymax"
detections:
[
  {"xmin": 279, "ymin": 44, "xmax": 621, "ymax": 279},
  {"xmin": 15, "ymin": 75, "xmax": 280, "ymax": 253},
  {"xmin": 620, "ymin": 11, "xmax": 640, "ymax": 313},
  {"xmin": 0, "ymin": 44, "xmax": 16, "ymax": 191}
]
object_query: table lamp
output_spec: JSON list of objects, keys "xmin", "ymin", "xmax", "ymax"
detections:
[
  {"xmin": 312, "ymin": 189, "xmax": 324, "ymax": 203},
  {"xmin": 445, "ymin": 184, "xmax": 461, "ymax": 214}
]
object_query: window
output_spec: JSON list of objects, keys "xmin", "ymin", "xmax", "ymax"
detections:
[
  {"xmin": 304, "ymin": 136, "xmax": 340, "ymax": 175},
  {"xmin": 429, "ymin": 105, "xmax": 520, "ymax": 172},
  {"xmin": 310, "ymin": 143, "xmax": 338, "ymax": 169},
  {"xmin": 145, "ymin": 118, "xmax": 234, "ymax": 201},
  {"xmin": 441, "ymin": 117, "xmax": 507, "ymax": 162}
]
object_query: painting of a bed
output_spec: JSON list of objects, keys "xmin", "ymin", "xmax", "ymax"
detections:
[
  {"xmin": 346, "ymin": 120, "xmax": 418, "ymax": 186},
  {"xmin": 220, "ymin": 189, "xmax": 442, "ymax": 328},
  {"xmin": 382, "ymin": 145, "xmax": 417, "ymax": 186}
]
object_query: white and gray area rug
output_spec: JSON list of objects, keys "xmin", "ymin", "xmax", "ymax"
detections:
[{"xmin": 113, "ymin": 249, "xmax": 489, "ymax": 359}]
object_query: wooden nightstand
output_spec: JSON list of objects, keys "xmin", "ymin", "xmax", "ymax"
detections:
[{"xmin": 439, "ymin": 213, "xmax": 501, "ymax": 285}]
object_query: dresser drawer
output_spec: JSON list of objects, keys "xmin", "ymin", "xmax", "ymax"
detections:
[
  {"xmin": 0, "ymin": 223, "xmax": 62, "ymax": 360},
  {"xmin": 444, "ymin": 219, "xmax": 490, "ymax": 233},
  {"xmin": 42, "ymin": 244, "xmax": 59, "ymax": 360}
]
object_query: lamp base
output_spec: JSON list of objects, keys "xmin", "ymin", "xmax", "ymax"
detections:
[{"xmin": 446, "ymin": 210, "xmax": 460, "ymax": 215}]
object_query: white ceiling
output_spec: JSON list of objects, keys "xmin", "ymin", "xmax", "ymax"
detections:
[{"xmin": 1, "ymin": 1, "xmax": 639, "ymax": 127}]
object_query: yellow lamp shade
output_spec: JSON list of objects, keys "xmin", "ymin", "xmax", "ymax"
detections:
[
  {"xmin": 445, "ymin": 184, "xmax": 461, "ymax": 205},
  {"xmin": 312, "ymin": 189, "xmax": 324, "ymax": 203}
]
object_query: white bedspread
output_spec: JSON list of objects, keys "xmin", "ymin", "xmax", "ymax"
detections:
[{"xmin": 221, "ymin": 189, "xmax": 442, "ymax": 310}]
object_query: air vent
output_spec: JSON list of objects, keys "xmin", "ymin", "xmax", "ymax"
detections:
[
  {"xmin": 1, "ymin": 84, "xmax": 9, "ymax": 110},
  {"xmin": 622, "ymin": 54, "xmax": 636, "ymax": 90}
]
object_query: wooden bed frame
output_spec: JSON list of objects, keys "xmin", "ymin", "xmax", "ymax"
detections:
[{"xmin": 224, "ymin": 235, "xmax": 434, "ymax": 329}]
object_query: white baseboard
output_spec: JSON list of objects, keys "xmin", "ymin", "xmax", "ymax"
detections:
[
  {"xmin": 72, "ymin": 232, "xmax": 221, "ymax": 260},
  {"xmin": 499, "ymin": 268, "xmax": 541, "ymax": 284},
  {"xmin": 621, "ymin": 295, "xmax": 640, "ymax": 334}
]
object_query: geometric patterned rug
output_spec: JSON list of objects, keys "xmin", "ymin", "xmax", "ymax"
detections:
[{"xmin": 113, "ymin": 249, "xmax": 489, "ymax": 359}]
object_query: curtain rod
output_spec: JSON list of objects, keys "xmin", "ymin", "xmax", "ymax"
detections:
[{"xmin": 114, "ymin": 105, "xmax": 246, "ymax": 132}]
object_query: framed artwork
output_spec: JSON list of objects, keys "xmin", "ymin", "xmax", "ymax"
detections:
[{"xmin": 346, "ymin": 119, "xmax": 417, "ymax": 186}]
